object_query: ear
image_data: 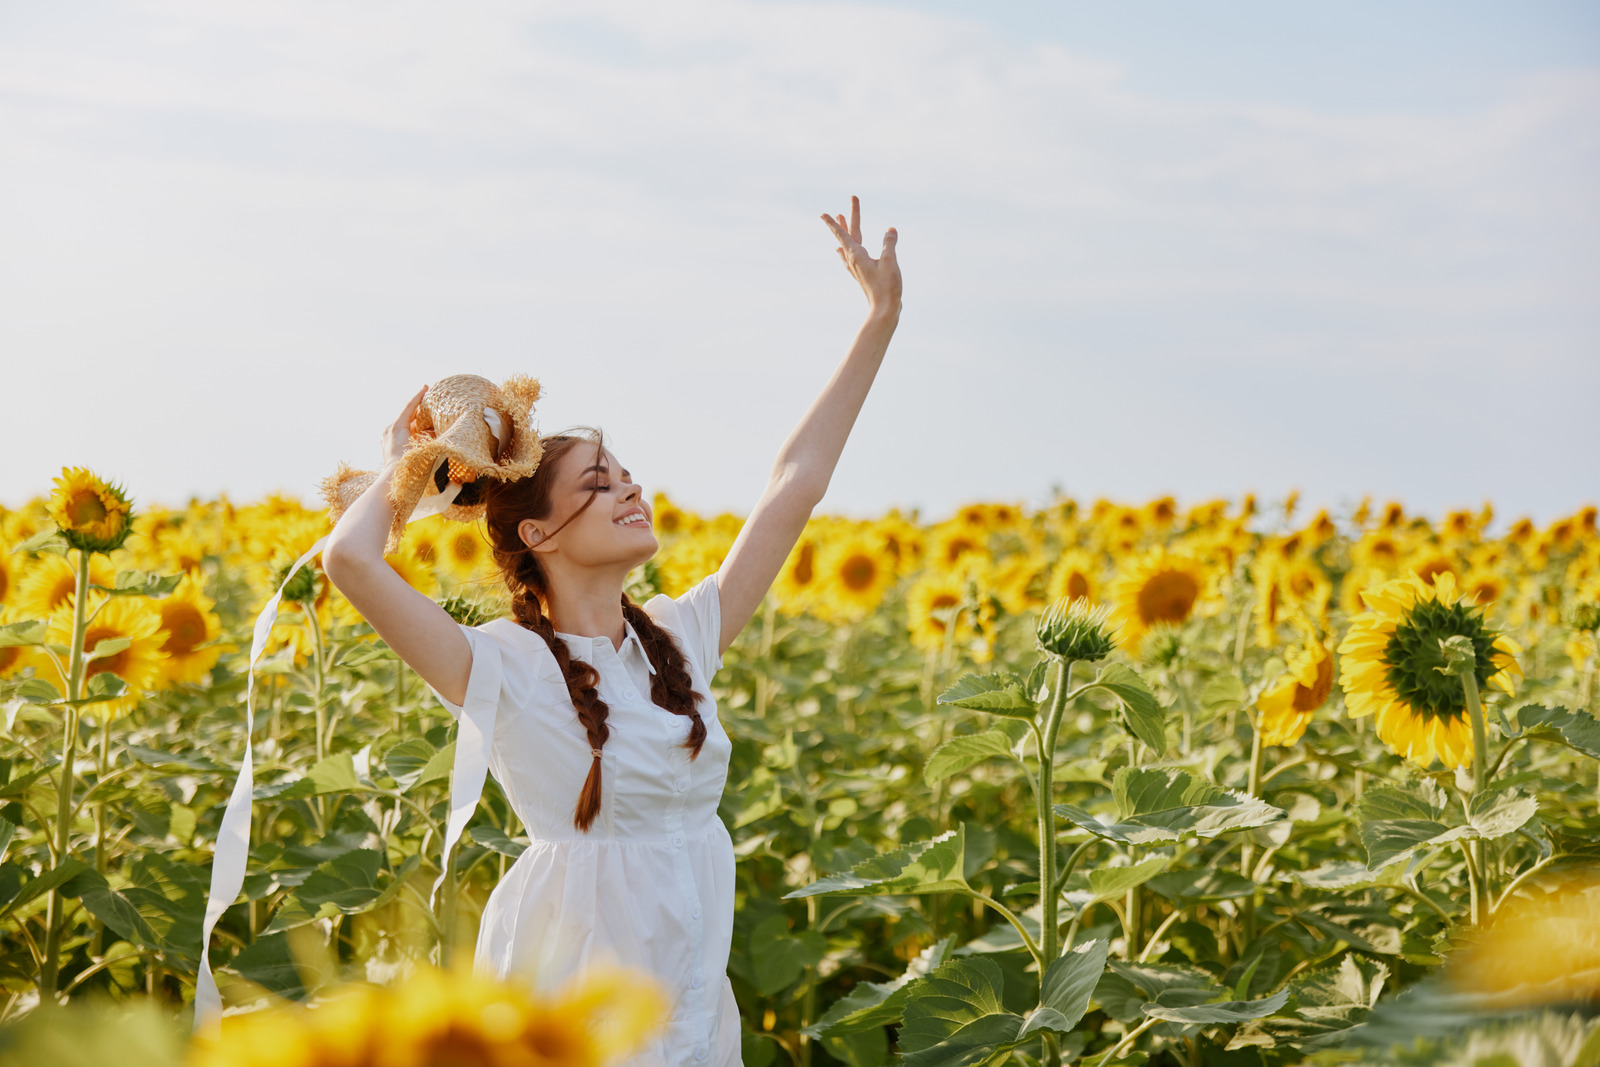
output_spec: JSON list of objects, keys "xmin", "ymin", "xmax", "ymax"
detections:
[{"xmin": 519, "ymin": 518, "xmax": 553, "ymax": 555}]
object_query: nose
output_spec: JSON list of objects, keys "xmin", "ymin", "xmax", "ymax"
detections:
[{"xmin": 622, "ymin": 480, "xmax": 642, "ymax": 505}]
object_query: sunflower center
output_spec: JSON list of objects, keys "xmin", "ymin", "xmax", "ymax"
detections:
[
  {"xmin": 1414, "ymin": 558, "xmax": 1455, "ymax": 584},
  {"xmin": 161, "ymin": 604, "xmax": 208, "ymax": 655},
  {"xmin": 0, "ymin": 567, "xmax": 8, "ymax": 602},
  {"xmin": 1382, "ymin": 599, "xmax": 1500, "ymax": 722},
  {"xmin": 1293, "ymin": 654, "xmax": 1335, "ymax": 712},
  {"xmin": 84, "ymin": 625, "xmax": 130, "ymax": 678},
  {"xmin": 49, "ymin": 574, "xmax": 77, "ymax": 612},
  {"xmin": 840, "ymin": 555, "xmax": 877, "ymax": 592},
  {"xmin": 451, "ymin": 533, "xmax": 483, "ymax": 565},
  {"xmin": 926, "ymin": 592, "xmax": 960, "ymax": 632},
  {"xmin": 0, "ymin": 646, "xmax": 17, "ymax": 673},
  {"xmin": 945, "ymin": 538, "xmax": 978, "ymax": 566},
  {"xmin": 1137, "ymin": 570, "xmax": 1198, "ymax": 626},
  {"xmin": 415, "ymin": 541, "xmax": 438, "ymax": 565},
  {"xmin": 66, "ymin": 490, "xmax": 108, "ymax": 528},
  {"xmin": 792, "ymin": 543, "xmax": 815, "ymax": 585},
  {"xmin": 1288, "ymin": 571, "xmax": 1317, "ymax": 599},
  {"xmin": 1066, "ymin": 571, "xmax": 1090, "ymax": 602}
]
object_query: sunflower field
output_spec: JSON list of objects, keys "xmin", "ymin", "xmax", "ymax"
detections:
[{"xmin": 1, "ymin": 469, "xmax": 1598, "ymax": 1067}]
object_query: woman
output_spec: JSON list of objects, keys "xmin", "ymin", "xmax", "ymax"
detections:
[{"xmin": 321, "ymin": 196, "xmax": 900, "ymax": 1067}]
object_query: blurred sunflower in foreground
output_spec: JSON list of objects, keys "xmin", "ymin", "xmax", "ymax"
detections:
[
  {"xmin": 1451, "ymin": 874, "xmax": 1600, "ymax": 1006},
  {"xmin": 191, "ymin": 963, "xmax": 668, "ymax": 1067},
  {"xmin": 1337, "ymin": 571, "xmax": 1521, "ymax": 769}
]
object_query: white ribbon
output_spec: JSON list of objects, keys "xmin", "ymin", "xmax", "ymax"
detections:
[{"xmin": 195, "ymin": 456, "xmax": 491, "ymax": 1029}]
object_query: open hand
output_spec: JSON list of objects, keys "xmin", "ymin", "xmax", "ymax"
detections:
[
  {"xmin": 383, "ymin": 384, "xmax": 428, "ymax": 467},
  {"xmin": 822, "ymin": 195, "xmax": 901, "ymax": 317}
]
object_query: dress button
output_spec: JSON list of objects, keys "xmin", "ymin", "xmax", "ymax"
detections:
[
  {"xmin": 691, "ymin": 974, "xmax": 704, "ymax": 989},
  {"xmin": 675, "ymin": 778, "xmax": 689, "ymax": 792},
  {"xmin": 624, "ymin": 689, "xmax": 638, "ymax": 701},
  {"xmin": 694, "ymin": 1046, "xmax": 708, "ymax": 1062},
  {"xmin": 671, "ymin": 833, "xmax": 685, "ymax": 847},
  {"xmin": 691, "ymin": 904, "xmax": 702, "ymax": 919}
]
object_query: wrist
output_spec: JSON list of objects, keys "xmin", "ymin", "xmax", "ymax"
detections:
[{"xmin": 864, "ymin": 301, "xmax": 901, "ymax": 327}]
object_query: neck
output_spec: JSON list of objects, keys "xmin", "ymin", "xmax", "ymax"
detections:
[{"xmin": 541, "ymin": 565, "xmax": 630, "ymax": 650}]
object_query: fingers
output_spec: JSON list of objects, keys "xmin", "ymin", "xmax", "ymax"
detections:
[
  {"xmin": 849, "ymin": 195, "xmax": 861, "ymax": 243},
  {"xmin": 880, "ymin": 227, "xmax": 898, "ymax": 259}
]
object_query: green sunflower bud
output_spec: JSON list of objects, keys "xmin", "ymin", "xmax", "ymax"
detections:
[
  {"xmin": 1571, "ymin": 603, "xmax": 1600, "ymax": 633},
  {"xmin": 275, "ymin": 559, "xmax": 319, "ymax": 605},
  {"xmin": 1036, "ymin": 596, "xmax": 1117, "ymax": 661}
]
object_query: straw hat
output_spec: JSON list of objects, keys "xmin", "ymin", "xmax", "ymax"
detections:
[{"xmin": 322, "ymin": 374, "xmax": 544, "ymax": 553}]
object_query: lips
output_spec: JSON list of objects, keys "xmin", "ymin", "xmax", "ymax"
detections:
[{"xmin": 614, "ymin": 507, "xmax": 650, "ymax": 528}]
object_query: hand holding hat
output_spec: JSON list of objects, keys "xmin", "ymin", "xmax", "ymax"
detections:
[{"xmin": 321, "ymin": 373, "xmax": 544, "ymax": 553}]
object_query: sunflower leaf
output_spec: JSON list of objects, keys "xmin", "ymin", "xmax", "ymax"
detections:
[
  {"xmin": 0, "ymin": 621, "xmax": 48, "ymax": 649},
  {"xmin": 1053, "ymin": 767, "xmax": 1284, "ymax": 845},
  {"xmin": 1512, "ymin": 705, "xmax": 1600, "ymax": 761},
  {"xmin": 925, "ymin": 730, "xmax": 1021, "ymax": 785},
  {"xmin": 1357, "ymin": 780, "xmax": 1534, "ymax": 868},
  {"xmin": 936, "ymin": 673, "xmax": 1036, "ymax": 718},
  {"xmin": 95, "ymin": 571, "xmax": 183, "ymax": 598},
  {"xmin": 785, "ymin": 826, "xmax": 972, "ymax": 898},
  {"xmin": 1020, "ymin": 938, "xmax": 1110, "ymax": 1037},
  {"xmin": 1062, "ymin": 856, "xmax": 1171, "ymax": 908},
  {"xmin": 1091, "ymin": 663, "xmax": 1167, "ymax": 756},
  {"xmin": 255, "ymin": 753, "xmax": 367, "ymax": 801},
  {"xmin": 83, "ymin": 637, "xmax": 131, "ymax": 663},
  {"xmin": 10, "ymin": 529, "xmax": 67, "ymax": 557},
  {"xmin": 1143, "ymin": 988, "xmax": 1289, "ymax": 1025},
  {"xmin": 806, "ymin": 936, "xmax": 955, "ymax": 1038},
  {"xmin": 896, "ymin": 957, "xmax": 1031, "ymax": 1067}
]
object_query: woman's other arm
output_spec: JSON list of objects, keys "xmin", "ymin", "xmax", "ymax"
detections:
[
  {"xmin": 716, "ymin": 196, "xmax": 902, "ymax": 656},
  {"xmin": 322, "ymin": 386, "xmax": 474, "ymax": 706}
]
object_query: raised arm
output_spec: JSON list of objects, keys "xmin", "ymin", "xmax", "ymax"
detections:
[
  {"xmin": 715, "ymin": 196, "xmax": 902, "ymax": 655},
  {"xmin": 321, "ymin": 386, "xmax": 474, "ymax": 706}
]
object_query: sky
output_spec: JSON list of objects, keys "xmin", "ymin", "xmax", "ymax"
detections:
[{"xmin": 2, "ymin": 1, "xmax": 1597, "ymax": 526}]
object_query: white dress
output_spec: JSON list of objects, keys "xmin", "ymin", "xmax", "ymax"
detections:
[{"xmin": 429, "ymin": 573, "xmax": 741, "ymax": 1067}]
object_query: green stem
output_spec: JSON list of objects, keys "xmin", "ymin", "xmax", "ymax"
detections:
[
  {"xmin": 1241, "ymin": 709, "xmax": 1265, "ymax": 943},
  {"xmin": 1051, "ymin": 840, "xmax": 1095, "ymax": 898},
  {"xmin": 1038, "ymin": 659, "xmax": 1073, "ymax": 966},
  {"xmin": 40, "ymin": 549, "xmax": 93, "ymax": 1000},
  {"xmin": 1461, "ymin": 668, "xmax": 1491, "ymax": 924},
  {"xmin": 968, "ymin": 892, "xmax": 1044, "ymax": 970}
]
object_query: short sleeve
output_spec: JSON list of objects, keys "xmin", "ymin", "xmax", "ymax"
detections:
[
  {"xmin": 427, "ymin": 624, "xmax": 504, "ymax": 721},
  {"xmin": 645, "ymin": 572, "xmax": 724, "ymax": 682}
]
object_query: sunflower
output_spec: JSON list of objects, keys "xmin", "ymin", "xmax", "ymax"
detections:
[
  {"xmin": 400, "ymin": 513, "xmax": 447, "ymax": 570},
  {"xmin": 152, "ymin": 576, "xmax": 226, "ymax": 687},
  {"xmin": 646, "ymin": 491, "xmax": 694, "ymax": 538},
  {"xmin": 386, "ymin": 542, "xmax": 440, "ymax": 598},
  {"xmin": 1046, "ymin": 549, "xmax": 1101, "ymax": 607},
  {"xmin": 906, "ymin": 572, "xmax": 969, "ymax": 655},
  {"xmin": 652, "ymin": 522, "xmax": 738, "ymax": 598},
  {"xmin": 873, "ymin": 513, "xmax": 926, "ymax": 577},
  {"xmin": 441, "ymin": 520, "xmax": 492, "ymax": 581},
  {"xmin": 972, "ymin": 551, "xmax": 1042, "ymax": 617},
  {"xmin": 1256, "ymin": 637, "xmax": 1336, "ymax": 746},
  {"xmin": 0, "ymin": 609, "xmax": 32, "ymax": 679},
  {"xmin": 34, "ymin": 597, "xmax": 165, "ymax": 715},
  {"xmin": 1405, "ymin": 546, "xmax": 1460, "ymax": 586},
  {"xmin": 47, "ymin": 467, "xmax": 133, "ymax": 553},
  {"xmin": 1337, "ymin": 571, "xmax": 1521, "ymax": 769},
  {"xmin": 0, "ymin": 548, "xmax": 12, "ymax": 612},
  {"xmin": 14, "ymin": 553, "xmax": 115, "ymax": 621},
  {"xmin": 771, "ymin": 534, "xmax": 822, "ymax": 615},
  {"xmin": 193, "ymin": 962, "xmax": 667, "ymax": 1067},
  {"xmin": 814, "ymin": 535, "xmax": 895, "ymax": 621},
  {"xmin": 925, "ymin": 523, "xmax": 985, "ymax": 574},
  {"xmin": 1109, "ymin": 548, "xmax": 1216, "ymax": 656},
  {"xmin": 1253, "ymin": 556, "xmax": 1332, "ymax": 648}
]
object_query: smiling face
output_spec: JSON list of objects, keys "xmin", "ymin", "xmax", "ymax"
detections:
[{"xmin": 521, "ymin": 440, "xmax": 657, "ymax": 572}]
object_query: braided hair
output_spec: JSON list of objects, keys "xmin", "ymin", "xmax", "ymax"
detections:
[{"xmin": 484, "ymin": 429, "xmax": 706, "ymax": 833}]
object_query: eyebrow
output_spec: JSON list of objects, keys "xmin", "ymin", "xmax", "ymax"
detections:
[{"xmin": 581, "ymin": 465, "xmax": 631, "ymax": 478}]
